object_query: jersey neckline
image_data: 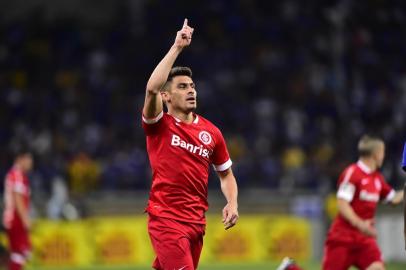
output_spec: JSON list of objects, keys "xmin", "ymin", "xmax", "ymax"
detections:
[
  {"xmin": 169, "ymin": 113, "xmax": 199, "ymax": 125},
  {"xmin": 356, "ymin": 160, "xmax": 374, "ymax": 174}
]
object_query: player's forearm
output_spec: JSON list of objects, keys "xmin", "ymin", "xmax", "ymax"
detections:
[
  {"xmin": 337, "ymin": 199, "xmax": 363, "ymax": 228},
  {"xmin": 391, "ymin": 190, "xmax": 404, "ymax": 205},
  {"xmin": 146, "ymin": 45, "xmax": 183, "ymax": 94},
  {"xmin": 220, "ymin": 173, "xmax": 238, "ymax": 205},
  {"xmin": 14, "ymin": 192, "xmax": 30, "ymax": 228}
]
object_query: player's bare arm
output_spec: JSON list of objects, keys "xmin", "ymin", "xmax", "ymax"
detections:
[
  {"xmin": 217, "ymin": 168, "xmax": 239, "ymax": 230},
  {"xmin": 337, "ymin": 198, "xmax": 376, "ymax": 237},
  {"xmin": 389, "ymin": 190, "xmax": 404, "ymax": 205},
  {"xmin": 14, "ymin": 191, "xmax": 30, "ymax": 230},
  {"xmin": 143, "ymin": 19, "xmax": 194, "ymax": 119}
]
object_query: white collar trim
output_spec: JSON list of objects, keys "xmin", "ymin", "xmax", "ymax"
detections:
[
  {"xmin": 357, "ymin": 160, "xmax": 373, "ymax": 174},
  {"xmin": 193, "ymin": 115, "xmax": 199, "ymax": 124},
  {"xmin": 172, "ymin": 114, "xmax": 199, "ymax": 124}
]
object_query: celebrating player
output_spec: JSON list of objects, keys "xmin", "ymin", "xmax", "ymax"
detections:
[
  {"xmin": 142, "ymin": 19, "xmax": 239, "ymax": 270},
  {"xmin": 3, "ymin": 149, "xmax": 33, "ymax": 270},
  {"xmin": 322, "ymin": 135, "xmax": 403, "ymax": 270}
]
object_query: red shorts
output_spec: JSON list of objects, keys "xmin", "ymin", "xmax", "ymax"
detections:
[
  {"xmin": 7, "ymin": 225, "xmax": 31, "ymax": 265},
  {"xmin": 322, "ymin": 237, "xmax": 382, "ymax": 270},
  {"xmin": 148, "ymin": 214, "xmax": 205, "ymax": 270}
]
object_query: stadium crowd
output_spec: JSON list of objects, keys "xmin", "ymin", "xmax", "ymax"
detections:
[{"xmin": 0, "ymin": 0, "xmax": 405, "ymax": 198}]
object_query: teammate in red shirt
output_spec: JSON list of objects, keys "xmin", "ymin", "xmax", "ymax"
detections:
[
  {"xmin": 322, "ymin": 135, "xmax": 403, "ymax": 270},
  {"xmin": 142, "ymin": 19, "xmax": 239, "ymax": 270},
  {"xmin": 3, "ymin": 150, "xmax": 33, "ymax": 270}
]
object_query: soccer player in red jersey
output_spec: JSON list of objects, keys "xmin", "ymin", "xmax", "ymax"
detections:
[
  {"xmin": 142, "ymin": 19, "xmax": 239, "ymax": 270},
  {"xmin": 3, "ymin": 149, "xmax": 33, "ymax": 270},
  {"xmin": 401, "ymin": 141, "xmax": 406, "ymax": 249},
  {"xmin": 322, "ymin": 135, "xmax": 403, "ymax": 270}
]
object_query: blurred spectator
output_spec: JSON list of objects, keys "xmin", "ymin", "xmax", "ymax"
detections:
[
  {"xmin": 68, "ymin": 152, "xmax": 101, "ymax": 195},
  {"xmin": 46, "ymin": 176, "xmax": 79, "ymax": 220}
]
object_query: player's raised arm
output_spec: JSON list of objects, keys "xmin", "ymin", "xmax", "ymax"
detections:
[{"xmin": 143, "ymin": 19, "xmax": 194, "ymax": 119}]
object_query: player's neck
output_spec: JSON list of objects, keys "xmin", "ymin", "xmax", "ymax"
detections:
[
  {"xmin": 13, "ymin": 163, "xmax": 24, "ymax": 173},
  {"xmin": 359, "ymin": 158, "xmax": 377, "ymax": 172},
  {"xmin": 168, "ymin": 110, "xmax": 194, "ymax": 124}
]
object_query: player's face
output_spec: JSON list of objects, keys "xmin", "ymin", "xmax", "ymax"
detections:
[
  {"xmin": 373, "ymin": 143, "xmax": 385, "ymax": 168},
  {"xmin": 20, "ymin": 154, "xmax": 33, "ymax": 172},
  {"xmin": 164, "ymin": 76, "xmax": 197, "ymax": 113}
]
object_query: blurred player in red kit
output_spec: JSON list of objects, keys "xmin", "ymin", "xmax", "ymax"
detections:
[
  {"xmin": 3, "ymin": 149, "xmax": 33, "ymax": 270},
  {"xmin": 142, "ymin": 19, "xmax": 239, "ymax": 270},
  {"xmin": 401, "ymin": 141, "xmax": 406, "ymax": 250},
  {"xmin": 276, "ymin": 257, "xmax": 304, "ymax": 270},
  {"xmin": 322, "ymin": 135, "xmax": 403, "ymax": 270}
]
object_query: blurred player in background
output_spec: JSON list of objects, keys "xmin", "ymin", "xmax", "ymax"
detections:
[
  {"xmin": 322, "ymin": 135, "xmax": 403, "ymax": 270},
  {"xmin": 276, "ymin": 257, "xmax": 303, "ymax": 270},
  {"xmin": 142, "ymin": 19, "xmax": 239, "ymax": 270},
  {"xmin": 402, "ymin": 141, "xmax": 406, "ymax": 250},
  {"xmin": 3, "ymin": 149, "xmax": 33, "ymax": 270}
]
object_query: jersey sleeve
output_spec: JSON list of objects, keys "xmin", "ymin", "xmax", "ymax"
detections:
[
  {"xmin": 211, "ymin": 129, "xmax": 232, "ymax": 172},
  {"xmin": 336, "ymin": 166, "xmax": 357, "ymax": 202},
  {"xmin": 10, "ymin": 171, "xmax": 26, "ymax": 194},
  {"xmin": 379, "ymin": 176, "xmax": 395, "ymax": 203},
  {"xmin": 142, "ymin": 111, "xmax": 165, "ymax": 135}
]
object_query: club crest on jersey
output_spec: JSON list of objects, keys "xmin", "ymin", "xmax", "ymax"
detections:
[{"xmin": 198, "ymin": 131, "xmax": 212, "ymax": 145}]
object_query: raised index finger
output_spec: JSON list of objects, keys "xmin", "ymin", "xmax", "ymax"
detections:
[{"xmin": 183, "ymin": 18, "xmax": 188, "ymax": 28}]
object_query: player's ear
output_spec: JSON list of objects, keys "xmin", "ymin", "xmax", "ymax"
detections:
[{"xmin": 161, "ymin": 91, "xmax": 170, "ymax": 103}]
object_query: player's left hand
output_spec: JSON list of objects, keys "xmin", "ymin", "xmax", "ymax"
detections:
[
  {"xmin": 222, "ymin": 202, "xmax": 239, "ymax": 230},
  {"xmin": 173, "ymin": 18, "xmax": 194, "ymax": 49}
]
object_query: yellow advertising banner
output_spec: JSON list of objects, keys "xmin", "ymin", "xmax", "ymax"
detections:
[
  {"xmin": 325, "ymin": 193, "xmax": 339, "ymax": 220},
  {"xmin": 2, "ymin": 214, "xmax": 311, "ymax": 267},
  {"xmin": 202, "ymin": 215, "xmax": 311, "ymax": 263},
  {"xmin": 30, "ymin": 220, "xmax": 93, "ymax": 267},
  {"xmin": 89, "ymin": 216, "xmax": 154, "ymax": 265},
  {"xmin": 261, "ymin": 216, "xmax": 311, "ymax": 261},
  {"xmin": 202, "ymin": 215, "xmax": 266, "ymax": 263}
]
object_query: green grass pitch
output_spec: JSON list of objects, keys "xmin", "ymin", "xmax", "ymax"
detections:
[{"xmin": 26, "ymin": 261, "xmax": 406, "ymax": 270}]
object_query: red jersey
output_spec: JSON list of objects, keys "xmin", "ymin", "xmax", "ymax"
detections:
[
  {"xmin": 142, "ymin": 112, "xmax": 232, "ymax": 224},
  {"xmin": 3, "ymin": 167, "xmax": 30, "ymax": 229},
  {"xmin": 327, "ymin": 160, "xmax": 394, "ymax": 242}
]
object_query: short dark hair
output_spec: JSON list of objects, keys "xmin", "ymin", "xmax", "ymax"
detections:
[
  {"xmin": 358, "ymin": 135, "xmax": 384, "ymax": 157},
  {"xmin": 167, "ymin": 66, "xmax": 192, "ymax": 81},
  {"xmin": 12, "ymin": 144, "xmax": 32, "ymax": 159},
  {"xmin": 162, "ymin": 66, "xmax": 193, "ymax": 91}
]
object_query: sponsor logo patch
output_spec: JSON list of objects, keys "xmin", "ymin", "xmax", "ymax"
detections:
[
  {"xmin": 359, "ymin": 190, "xmax": 380, "ymax": 202},
  {"xmin": 171, "ymin": 134, "xmax": 211, "ymax": 158}
]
